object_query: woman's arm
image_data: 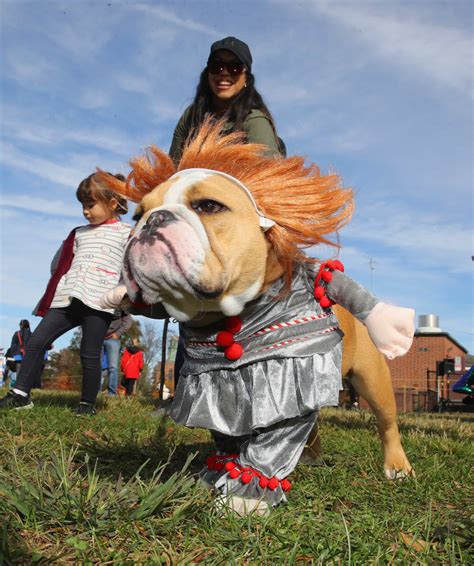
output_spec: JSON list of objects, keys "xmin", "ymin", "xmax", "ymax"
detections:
[{"xmin": 243, "ymin": 111, "xmax": 281, "ymax": 157}]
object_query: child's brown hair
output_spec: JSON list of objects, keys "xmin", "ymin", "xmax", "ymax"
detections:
[{"xmin": 76, "ymin": 172, "xmax": 128, "ymax": 216}]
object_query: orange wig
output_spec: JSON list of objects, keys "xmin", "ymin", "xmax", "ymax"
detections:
[{"xmin": 99, "ymin": 119, "xmax": 354, "ymax": 286}]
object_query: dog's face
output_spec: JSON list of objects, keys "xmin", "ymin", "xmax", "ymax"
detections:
[{"xmin": 124, "ymin": 171, "xmax": 279, "ymax": 321}]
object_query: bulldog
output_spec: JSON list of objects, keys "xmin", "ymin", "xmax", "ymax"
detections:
[{"xmin": 101, "ymin": 122, "xmax": 414, "ymax": 515}]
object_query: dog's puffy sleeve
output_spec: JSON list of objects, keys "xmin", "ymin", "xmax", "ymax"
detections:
[{"xmin": 326, "ymin": 270, "xmax": 415, "ymax": 360}]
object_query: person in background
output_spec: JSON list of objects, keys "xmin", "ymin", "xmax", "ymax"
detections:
[
  {"xmin": 9, "ymin": 320, "xmax": 32, "ymax": 376},
  {"xmin": 120, "ymin": 339, "xmax": 144, "ymax": 397},
  {"xmin": 102, "ymin": 310, "xmax": 132, "ymax": 395},
  {"xmin": 4, "ymin": 347, "xmax": 16, "ymax": 388},
  {"xmin": 100, "ymin": 346, "xmax": 109, "ymax": 390},
  {"xmin": 0, "ymin": 173, "xmax": 131, "ymax": 415},
  {"xmin": 169, "ymin": 36, "xmax": 285, "ymax": 389},
  {"xmin": 0, "ymin": 348, "xmax": 5, "ymax": 387}
]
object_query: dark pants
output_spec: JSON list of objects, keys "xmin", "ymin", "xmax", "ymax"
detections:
[
  {"xmin": 15, "ymin": 299, "xmax": 112, "ymax": 404},
  {"xmin": 124, "ymin": 378, "xmax": 136, "ymax": 396}
]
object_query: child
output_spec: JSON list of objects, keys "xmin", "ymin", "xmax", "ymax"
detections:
[
  {"xmin": 120, "ymin": 340, "xmax": 144, "ymax": 396},
  {"xmin": 0, "ymin": 173, "xmax": 132, "ymax": 415}
]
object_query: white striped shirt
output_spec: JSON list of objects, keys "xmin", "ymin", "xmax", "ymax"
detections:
[{"xmin": 50, "ymin": 221, "xmax": 132, "ymax": 314}]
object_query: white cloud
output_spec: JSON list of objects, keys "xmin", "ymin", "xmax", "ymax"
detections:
[
  {"xmin": 130, "ymin": 3, "xmax": 217, "ymax": 36},
  {"xmin": 2, "ymin": 112, "xmax": 136, "ymax": 155},
  {"xmin": 345, "ymin": 201, "xmax": 473, "ymax": 273},
  {"xmin": 0, "ymin": 142, "xmax": 83, "ymax": 187},
  {"xmin": 0, "ymin": 194, "xmax": 77, "ymax": 217},
  {"xmin": 79, "ymin": 89, "xmax": 111, "ymax": 110},
  {"xmin": 0, "ymin": 142, "xmax": 130, "ymax": 189},
  {"xmin": 115, "ymin": 73, "xmax": 154, "ymax": 95},
  {"xmin": 5, "ymin": 46, "xmax": 54, "ymax": 86},
  {"xmin": 311, "ymin": 0, "xmax": 473, "ymax": 96}
]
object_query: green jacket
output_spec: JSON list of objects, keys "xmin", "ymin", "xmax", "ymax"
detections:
[{"xmin": 169, "ymin": 106, "xmax": 284, "ymax": 164}]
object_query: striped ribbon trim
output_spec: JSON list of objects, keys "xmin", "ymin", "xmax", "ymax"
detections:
[
  {"xmin": 188, "ymin": 313, "xmax": 330, "ymax": 347},
  {"xmin": 188, "ymin": 322, "xmax": 338, "ymax": 350},
  {"xmin": 253, "ymin": 326, "xmax": 338, "ymax": 354},
  {"xmin": 253, "ymin": 313, "xmax": 330, "ymax": 335}
]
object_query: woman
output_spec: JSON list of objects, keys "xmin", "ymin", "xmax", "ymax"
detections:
[
  {"xmin": 168, "ymin": 37, "xmax": 286, "ymax": 391},
  {"xmin": 169, "ymin": 36, "xmax": 285, "ymax": 163}
]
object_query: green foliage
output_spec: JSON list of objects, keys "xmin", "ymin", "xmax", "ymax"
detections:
[
  {"xmin": 0, "ymin": 390, "xmax": 472, "ymax": 564},
  {"xmin": 121, "ymin": 317, "xmax": 142, "ymax": 349}
]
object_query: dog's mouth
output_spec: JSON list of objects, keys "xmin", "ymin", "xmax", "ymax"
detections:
[{"xmin": 123, "ymin": 222, "xmax": 224, "ymax": 306}]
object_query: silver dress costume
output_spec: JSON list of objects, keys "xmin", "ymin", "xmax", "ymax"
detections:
[{"xmin": 169, "ymin": 264, "xmax": 378, "ymax": 505}]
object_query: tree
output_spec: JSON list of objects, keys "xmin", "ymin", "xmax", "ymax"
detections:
[
  {"xmin": 43, "ymin": 328, "xmax": 82, "ymax": 389},
  {"xmin": 140, "ymin": 320, "xmax": 162, "ymax": 381},
  {"xmin": 121, "ymin": 318, "xmax": 142, "ymax": 349}
]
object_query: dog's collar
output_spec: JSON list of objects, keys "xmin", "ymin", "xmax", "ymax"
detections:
[{"xmin": 169, "ymin": 168, "xmax": 276, "ymax": 231}]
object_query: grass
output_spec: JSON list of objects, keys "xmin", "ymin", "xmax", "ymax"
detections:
[{"xmin": 0, "ymin": 389, "xmax": 472, "ymax": 564}]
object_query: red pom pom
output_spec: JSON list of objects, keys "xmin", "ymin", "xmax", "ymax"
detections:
[
  {"xmin": 216, "ymin": 330, "xmax": 234, "ymax": 348},
  {"xmin": 241, "ymin": 471, "xmax": 253, "ymax": 484},
  {"xmin": 206, "ymin": 455, "xmax": 217, "ymax": 469},
  {"xmin": 280, "ymin": 479, "xmax": 292, "ymax": 492},
  {"xmin": 225, "ymin": 316, "xmax": 242, "ymax": 334},
  {"xmin": 314, "ymin": 285, "xmax": 325, "ymax": 299},
  {"xmin": 332, "ymin": 260, "xmax": 344, "ymax": 272},
  {"xmin": 225, "ymin": 342, "xmax": 243, "ymax": 360},
  {"xmin": 321, "ymin": 270, "xmax": 333, "ymax": 283},
  {"xmin": 228, "ymin": 468, "xmax": 241, "ymax": 479},
  {"xmin": 224, "ymin": 461, "xmax": 236, "ymax": 472},
  {"xmin": 319, "ymin": 295, "xmax": 332, "ymax": 308},
  {"xmin": 259, "ymin": 476, "xmax": 269, "ymax": 489},
  {"xmin": 268, "ymin": 477, "xmax": 279, "ymax": 491}
]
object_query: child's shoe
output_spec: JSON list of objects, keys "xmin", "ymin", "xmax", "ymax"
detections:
[
  {"xmin": 0, "ymin": 390, "xmax": 34, "ymax": 410},
  {"xmin": 75, "ymin": 402, "xmax": 97, "ymax": 416}
]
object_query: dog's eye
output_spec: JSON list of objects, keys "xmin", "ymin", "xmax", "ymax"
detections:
[{"xmin": 191, "ymin": 199, "xmax": 228, "ymax": 214}]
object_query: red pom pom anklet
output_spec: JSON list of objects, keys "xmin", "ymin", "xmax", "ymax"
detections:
[
  {"xmin": 206, "ymin": 452, "xmax": 239, "ymax": 472},
  {"xmin": 224, "ymin": 461, "xmax": 292, "ymax": 492}
]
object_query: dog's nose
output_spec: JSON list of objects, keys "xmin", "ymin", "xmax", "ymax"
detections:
[{"xmin": 144, "ymin": 209, "xmax": 177, "ymax": 231}]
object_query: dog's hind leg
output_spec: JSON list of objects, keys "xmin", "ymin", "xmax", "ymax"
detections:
[
  {"xmin": 342, "ymin": 309, "xmax": 414, "ymax": 479},
  {"xmin": 302, "ymin": 306, "xmax": 413, "ymax": 478}
]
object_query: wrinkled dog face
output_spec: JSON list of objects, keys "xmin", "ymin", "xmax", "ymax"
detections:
[{"xmin": 124, "ymin": 171, "xmax": 269, "ymax": 321}]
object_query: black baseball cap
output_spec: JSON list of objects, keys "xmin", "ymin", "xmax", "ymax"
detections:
[{"xmin": 208, "ymin": 36, "xmax": 252, "ymax": 71}]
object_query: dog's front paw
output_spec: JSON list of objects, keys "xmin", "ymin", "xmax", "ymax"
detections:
[
  {"xmin": 100, "ymin": 285, "xmax": 129, "ymax": 310},
  {"xmin": 214, "ymin": 495, "xmax": 270, "ymax": 517}
]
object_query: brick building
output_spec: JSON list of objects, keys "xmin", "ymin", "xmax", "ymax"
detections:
[{"xmin": 386, "ymin": 314, "xmax": 469, "ymax": 412}]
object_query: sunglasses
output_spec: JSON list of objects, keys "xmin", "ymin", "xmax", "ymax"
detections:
[{"xmin": 207, "ymin": 59, "xmax": 245, "ymax": 76}]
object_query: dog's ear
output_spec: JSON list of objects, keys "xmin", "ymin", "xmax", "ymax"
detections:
[{"xmin": 261, "ymin": 244, "xmax": 285, "ymax": 292}]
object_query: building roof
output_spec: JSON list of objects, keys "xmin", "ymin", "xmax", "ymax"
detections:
[{"xmin": 414, "ymin": 331, "xmax": 468, "ymax": 354}]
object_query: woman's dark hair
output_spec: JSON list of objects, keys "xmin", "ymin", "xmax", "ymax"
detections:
[
  {"xmin": 76, "ymin": 173, "xmax": 128, "ymax": 215},
  {"xmin": 190, "ymin": 67, "xmax": 278, "ymax": 137},
  {"xmin": 19, "ymin": 319, "xmax": 30, "ymax": 329}
]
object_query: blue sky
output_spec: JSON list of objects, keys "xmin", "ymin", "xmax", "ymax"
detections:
[{"xmin": 1, "ymin": 0, "xmax": 473, "ymax": 354}]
